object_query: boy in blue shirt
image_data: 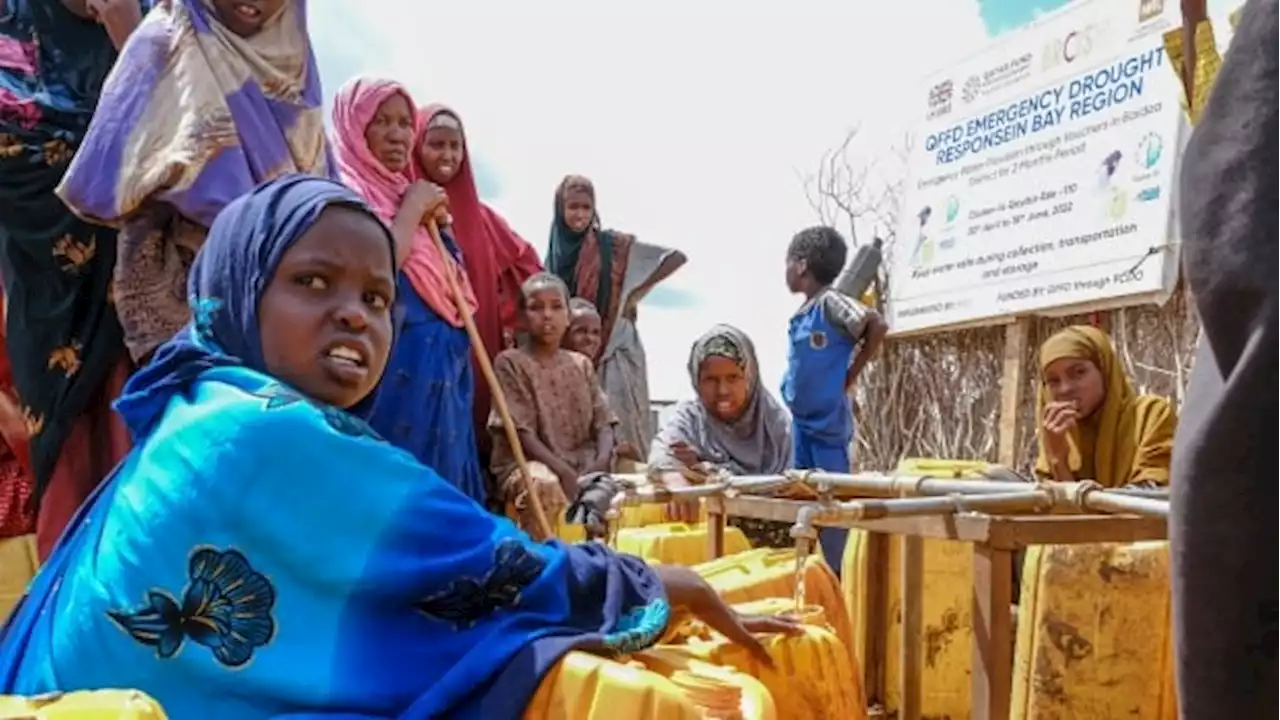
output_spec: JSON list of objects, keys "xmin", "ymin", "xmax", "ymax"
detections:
[{"xmin": 781, "ymin": 226, "xmax": 888, "ymax": 573}]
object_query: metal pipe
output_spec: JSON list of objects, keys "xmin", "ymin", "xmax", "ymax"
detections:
[
  {"xmin": 1107, "ymin": 487, "xmax": 1170, "ymax": 500},
  {"xmin": 787, "ymin": 491, "xmax": 1054, "ymax": 539},
  {"xmin": 1080, "ymin": 489, "xmax": 1170, "ymax": 518},
  {"xmin": 604, "ymin": 470, "xmax": 1168, "ymax": 518},
  {"xmin": 793, "ymin": 470, "xmax": 1041, "ymax": 497}
]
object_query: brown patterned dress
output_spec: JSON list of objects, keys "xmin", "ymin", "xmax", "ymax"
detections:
[{"xmin": 489, "ymin": 347, "xmax": 616, "ymax": 537}]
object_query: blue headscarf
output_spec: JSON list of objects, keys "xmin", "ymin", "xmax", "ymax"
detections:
[{"xmin": 114, "ymin": 173, "xmax": 395, "ymax": 440}]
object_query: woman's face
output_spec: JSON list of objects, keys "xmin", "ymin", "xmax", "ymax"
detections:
[
  {"xmin": 258, "ymin": 207, "xmax": 396, "ymax": 409},
  {"xmin": 210, "ymin": 0, "xmax": 285, "ymax": 38},
  {"xmin": 417, "ymin": 123, "xmax": 465, "ymax": 184},
  {"xmin": 1042, "ymin": 357, "xmax": 1106, "ymax": 419},
  {"xmin": 562, "ymin": 189, "xmax": 594, "ymax": 233},
  {"xmin": 697, "ymin": 355, "xmax": 751, "ymax": 423},
  {"xmin": 364, "ymin": 94, "xmax": 415, "ymax": 173}
]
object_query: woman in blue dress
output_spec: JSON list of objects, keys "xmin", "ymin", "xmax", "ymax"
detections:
[
  {"xmin": 0, "ymin": 174, "xmax": 793, "ymax": 718},
  {"xmin": 330, "ymin": 77, "xmax": 488, "ymax": 506}
]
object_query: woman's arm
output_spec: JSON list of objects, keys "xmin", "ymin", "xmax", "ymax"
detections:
[
  {"xmin": 1037, "ymin": 401, "xmax": 1080, "ymax": 482},
  {"xmin": 391, "ymin": 181, "xmax": 448, "ymax": 269},
  {"xmin": 623, "ymin": 250, "xmax": 687, "ymax": 319},
  {"xmin": 645, "ymin": 403, "xmax": 705, "ymax": 522}
]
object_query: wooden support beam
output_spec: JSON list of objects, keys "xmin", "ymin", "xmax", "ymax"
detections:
[
  {"xmin": 972, "ymin": 544, "xmax": 1014, "ymax": 720},
  {"xmin": 997, "ymin": 318, "xmax": 1031, "ymax": 468}
]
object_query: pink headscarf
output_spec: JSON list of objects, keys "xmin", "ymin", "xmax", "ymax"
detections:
[{"xmin": 329, "ymin": 77, "xmax": 477, "ymax": 326}]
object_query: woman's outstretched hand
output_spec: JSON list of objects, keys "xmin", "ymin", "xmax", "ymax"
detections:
[{"xmin": 653, "ymin": 565, "xmax": 802, "ymax": 667}]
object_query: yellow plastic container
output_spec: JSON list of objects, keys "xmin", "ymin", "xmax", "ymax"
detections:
[
  {"xmin": 525, "ymin": 651, "xmax": 702, "ymax": 719},
  {"xmin": 693, "ymin": 547, "xmax": 853, "ymax": 662},
  {"xmin": 1012, "ymin": 542, "xmax": 1177, "ymax": 719},
  {"xmin": 557, "ymin": 502, "xmax": 678, "ymax": 543},
  {"xmin": 613, "ymin": 523, "xmax": 750, "ymax": 566},
  {"xmin": 0, "ymin": 691, "xmax": 167, "ymax": 719},
  {"xmin": 684, "ymin": 625, "xmax": 867, "ymax": 720},
  {"xmin": 525, "ymin": 647, "xmax": 775, "ymax": 720},
  {"xmin": 633, "ymin": 646, "xmax": 777, "ymax": 720},
  {"xmin": 0, "ymin": 533, "xmax": 37, "ymax": 625},
  {"xmin": 841, "ymin": 457, "xmax": 986, "ymax": 718}
]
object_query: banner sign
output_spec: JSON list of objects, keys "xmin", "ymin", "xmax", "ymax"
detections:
[{"xmin": 888, "ymin": 0, "xmax": 1185, "ymax": 333}]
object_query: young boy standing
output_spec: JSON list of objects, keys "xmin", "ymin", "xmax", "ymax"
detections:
[{"xmin": 782, "ymin": 226, "xmax": 888, "ymax": 573}]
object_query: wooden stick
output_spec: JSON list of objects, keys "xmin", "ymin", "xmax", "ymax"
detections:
[{"xmin": 425, "ymin": 219, "xmax": 553, "ymax": 540}]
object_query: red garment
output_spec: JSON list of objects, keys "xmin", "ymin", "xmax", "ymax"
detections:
[
  {"xmin": 414, "ymin": 104, "xmax": 544, "ymax": 432},
  {"xmin": 34, "ymin": 355, "xmax": 130, "ymax": 560},
  {"xmin": 0, "ymin": 320, "xmax": 32, "ymax": 540}
]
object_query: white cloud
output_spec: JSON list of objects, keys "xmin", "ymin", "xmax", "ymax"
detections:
[{"xmin": 314, "ymin": 1, "xmax": 993, "ymax": 400}]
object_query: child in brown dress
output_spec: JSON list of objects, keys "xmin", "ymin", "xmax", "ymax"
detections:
[{"xmin": 491, "ymin": 275, "xmax": 617, "ymax": 538}]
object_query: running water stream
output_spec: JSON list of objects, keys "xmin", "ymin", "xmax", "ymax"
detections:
[{"xmin": 792, "ymin": 536, "xmax": 813, "ymax": 613}]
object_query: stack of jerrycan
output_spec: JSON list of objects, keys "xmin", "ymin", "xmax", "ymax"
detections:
[
  {"xmin": 837, "ymin": 458, "xmax": 1179, "ymax": 718},
  {"xmin": 840, "ymin": 458, "xmax": 991, "ymax": 718},
  {"xmin": 1011, "ymin": 542, "xmax": 1178, "ymax": 718},
  {"xmin": 692, "ymin": 548, "xmax": 853, "ymax": 662},
  {"xmin": 526, "ymin": 648, "xmax": 776, "ymax": 720},
  {"xmin": 529, "ymin": 598, "xmax": 868, "ymax": 720},
  {"xmin": 557, "ymin": 489, "xmax": 752, "ymax": 566}
]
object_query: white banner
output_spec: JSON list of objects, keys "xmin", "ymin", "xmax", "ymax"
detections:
[{"xmin": 888, "ymin": 0, "xmax": 1185, "ymax": 334}]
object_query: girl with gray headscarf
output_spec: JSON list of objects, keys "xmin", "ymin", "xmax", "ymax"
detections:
[{"xmin": 648, "ymin": 324, "xmax": 792, "ymax": 535}]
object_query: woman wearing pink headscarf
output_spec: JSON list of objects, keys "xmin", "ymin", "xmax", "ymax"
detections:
[
  {"xmin": 329, "ymin": 77, "xmax": 487, "ymax": 505},
  {"xmin": 412, "ymin": 105, "xmax": 543, "ymax": 459}
]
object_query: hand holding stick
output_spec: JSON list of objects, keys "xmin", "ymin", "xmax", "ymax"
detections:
[{"xmin": 424, "ymin": 219, "xmax": 554, "ymax": 540}]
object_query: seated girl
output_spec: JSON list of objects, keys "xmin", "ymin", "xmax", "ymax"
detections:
[
  {"xmin": 1035, "ymin": 325, "xmax": 1177, "ymax": 487},
  {"xmin": 0, "ymin": 175, "xmax": 793, "ymax": 718},
  {"xmin": 490, "ymin": 275, "xmax": 618, "ymax": 538},
  {"xmin": 648, "ymin": 325, "xmax": 792, "ymax": 539}
]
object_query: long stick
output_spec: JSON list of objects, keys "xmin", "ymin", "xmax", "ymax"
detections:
[{"xmin": 425, "ymin": 219, "xmax": 553, "ymax": 539}]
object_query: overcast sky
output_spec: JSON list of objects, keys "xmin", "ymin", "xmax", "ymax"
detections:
[{"xmin": 308, "ymin": 0, "xmax": 1239, "ymax": 401}]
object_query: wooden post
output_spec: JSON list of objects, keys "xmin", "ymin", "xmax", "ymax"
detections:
[
  {"xmin": 899, "ymin": 534, "xmax": 924, "ymax": 720},
  {"xmin": 972, "ymin": 544, "xmax": 1015, "ymax": 720},
  {"xmin": 864, "ymin": 533, "xmax": 889, "ymax": 708},
  {"xmin": 706, "ymin": 496, "xmax": 727, "ymax": 559},
  {"xmin": 997, "ymin": 318, "xmax": 1031, "ymax": 468}
]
